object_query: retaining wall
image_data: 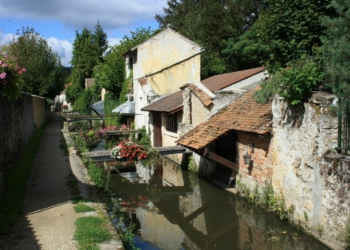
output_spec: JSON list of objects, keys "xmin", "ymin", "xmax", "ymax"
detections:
[{"xmin": 0, "ymin": 92, "xmax": 49, "ymax": 199}]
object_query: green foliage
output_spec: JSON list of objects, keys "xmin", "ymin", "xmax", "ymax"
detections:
[
  {"xmin": 94, "ymin": 27, "xmax": 155, "ymax": 95},
  {"xmin": 74, "ymin": 202, "xmax": 96, "ymax": 213},
  {"xmin": 155, "ymin": 0, "xmax": 261, "ymax": 78},
  {"xmin": 119, "ymin": 223, "xmax": 140, "ymax": 250},
  {"xmin": 0, "ymin": 118, "xmax": 51, "ymax": 235},
  {"xmin": 71, "ymin": 23, "xmax": 108, "ymax": 89},
  {"xmin": 74, "ymin": 216, "xmax": 112, "ymax": 249},
  {"xmin": 255, "ymin": 0, "xmax": 334, "ymax": 73},
  {"xmin": 72, "ymin": 134, "xmax": 110, "ymax": 189},
  {"xmin": 73, "ymin": 88, "xmax": 93, "ymax": 113},
  {"xmin": 133, "ymin": 126, "xmax": 151, "ymax": 147},
  {"xmin": 188, "ymin": 155, "xmax": 197, "ymax": 172},
  {"xmin": 65, "ymin": 82, "xmax": 84, "ymax": 104},
  {"xmin": 7, "ymin": 27, "xmax": 65, "ymax": 98},
  {"xmin": 0, "ymin": 51, "xmax": 26, "ymax": 99},
  {"xmin": 222, "ymin": 21, "xmax": 269, "ymax": 71},
  {"xmin": 345, "ymin": 218, "xmax": 350, "ymax": 248},
  {"xmin": 236, "ymin": 178, "xmax": 288, "ymax": 221},
  {"xmin": 255, "ymin": 53, "xmax": 324, "ymax": 105},
  {"xmin": 104, "ymin": 92, "xmax": 120, "ymax": 126},
  {"xmin": 322, "ymin": 0, "xmax": 350, "ymax": 116},
  {"xmin": 304, "ymin": 211, "xmax": 309, "ymax": 222}
]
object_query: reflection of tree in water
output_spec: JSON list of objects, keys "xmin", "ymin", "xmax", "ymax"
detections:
[
  {"xmin": 235, "ymin": 196, "xmax": 330, "ymax": 250},
  {"xmin": 188, "ymin": 171, "xmax": 199, "ymax": 189},
  {"xmin": 145, "ymin": 185, "xmax": 162, "ymax": 203}
]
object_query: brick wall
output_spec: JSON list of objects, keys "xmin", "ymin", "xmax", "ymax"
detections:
[{"xmin": 237, "ymin": 131, "xmax": 272, "ymax": 188}]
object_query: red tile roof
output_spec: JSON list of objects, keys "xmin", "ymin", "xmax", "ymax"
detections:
[
  {"xmin": 187, "ymin": 85, "xmax": 213, "ymax": 107},
  {"xmin": 176, "ymin": 86, "xmax": 272, "ymax": 150},
  {"xmin": 202, "ymin": 67, "xmax": 265, "ymax": 92},
  {"xmin": 141, "ymin": 91, "xmax": 183, "ymax": 113},
  {"xmin": 140, "ymin": 67, "xmax": 265, "ymax": 114}
]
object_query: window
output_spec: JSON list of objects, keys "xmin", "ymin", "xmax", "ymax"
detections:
[
  {"xmin": 128, "ymin": 56, "xmax": 133, "ymax": 69},
  {"xmin": 165, "ymin": 113, "xmax": 178, "ymax": 133}
]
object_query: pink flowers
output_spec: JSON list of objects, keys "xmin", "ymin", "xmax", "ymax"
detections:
[{"xmin": 0, "ymin": 52, "xmax": 26, "ymax": 99}]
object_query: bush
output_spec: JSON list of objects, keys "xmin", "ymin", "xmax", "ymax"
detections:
[{"xmin": 255, "ymin": 53, "xmax": 324, "ymax": 105}]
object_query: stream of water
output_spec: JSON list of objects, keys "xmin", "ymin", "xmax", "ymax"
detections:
[{"xmin": 95, "ymin": 156, "xmax": 330, "ymax": 250}]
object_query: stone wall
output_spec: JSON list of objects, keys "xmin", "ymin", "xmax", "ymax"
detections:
[
  {"xmin": 319, "ymin": 154, "xmax": 350, "ymax": 246},
  {"xmin": 269, "ymin": 92, "xmax": 345, "ymax": 247},
  {"xmin": 0, "ymin": 92, "xmax": 49, "ymax": 199},
  {"xmin": 32, "ymin": 95, "xmax": 47, "ymax": 128}
]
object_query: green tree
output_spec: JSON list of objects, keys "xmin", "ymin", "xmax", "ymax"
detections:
[
  {"xmin": 93, "ymin": 27, "xmax": 156, "ymax": 125},
  {"xmin": 7, "ymin": 27, "xmax": 65, "ymax": 98},
  {"xmin": 93, "ymin": 27, "xmax": 156, "ymax": 95},
  {"xmin": 222, "ymin": 21, "xmax": 269, "ymax": 71},
  {"xmin": 322, "ymin": 0, "xmax": 350, "ymax": 114},
  {"xmin": 71, "ymin": 28, "xmax": 95, "ymax": 88},
  {"xmin": 71, "ymin": 22, "xmax": 108, "ymax": 88},
  {"xmin": 155, "ymin": 0, "xmax": 259, "ymax": 78},
  {"xmin": 256, "ymin": 0, "xmax": 334, "ymax": 72},
  {"xmin": 93, "ymin": 21, "xmax": 108, "ymax": 64}
]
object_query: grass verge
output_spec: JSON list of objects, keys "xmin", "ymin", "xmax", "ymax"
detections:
[
  {"xmin": 74, "ymin": 202, "xmax": 96, "ymax": 213},
  {"xmin": 74, "ymin": 216, "xmax": 112, "ymax": 250},
  {"xmin": 0, "ymin": 117, "xmax": 52, "ymax": 235}
]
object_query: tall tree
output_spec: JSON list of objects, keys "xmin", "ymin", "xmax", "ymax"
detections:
[
  {"xmin": 156, "ymin": 0, "xmax": 252, "ymax": 78},
  {"xmin": 256, "ymin": 0, "xmax": 334, "ymax": 72},
  {"xmin": 94, "ymin": 27, "xmax": 156, "ymax": 95},
  {"xmin": 322, "ymin": 0, "xmax": 350, "ymax": 101},
  {"xmin": 93, "ymin": 21, "xmax": 108, "ymax": 64},
  {"xmin": 70, "ymin": 22, "xmax": 108, "ymax": 88},
  {"xmin": 7, "ymin": 27, "xmax": 65, "ymax": 98},
  {"xmin": 71, "ymin": 27, "xmax": 95, "ymax": 88}
]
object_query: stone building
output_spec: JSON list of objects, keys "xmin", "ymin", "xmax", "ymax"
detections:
[
  {"xmin": 141, "ymin": 67, "xmax": 267, "ymax": 164},
  {"xmin": 177, "ymin": 86, "xmax": 272, "ymax": 185}
]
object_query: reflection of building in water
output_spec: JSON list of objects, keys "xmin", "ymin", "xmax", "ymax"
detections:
[
  {"xmin": 156, "ymin": 157, "xmax": 239, "ymax": 249},
  {"xmin": 162, "ymin": 157, "xmax": 185, "ymax": 186},
  {"xmin": 136, "ymin": 208, "xmax": 188, "ymax": 250},
  {"xmin": 136, "ymin": 162, "xmax": 154, "ymax": 183}
]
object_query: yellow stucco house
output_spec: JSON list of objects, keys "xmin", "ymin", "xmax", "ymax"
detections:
[{"xmin": 122, "ymin": 28, "xmax": 203, "ymax": 147}]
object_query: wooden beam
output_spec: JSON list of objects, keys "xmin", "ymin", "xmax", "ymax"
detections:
[{"xmin": 204, "ymin": 147, "xmax": 237, "ymax": 171}]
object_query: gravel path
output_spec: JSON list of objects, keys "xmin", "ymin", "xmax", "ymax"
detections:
[{"xmin": 0, "ymin": 115, "xmax": 79, "ymax": 250}]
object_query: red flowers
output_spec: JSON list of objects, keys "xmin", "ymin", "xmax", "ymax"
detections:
[{"xmin": 111, "ymin": 141, "xmax": 148, "ymax": 161}]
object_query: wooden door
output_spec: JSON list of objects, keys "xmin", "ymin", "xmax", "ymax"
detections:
[{"xmin": 153, "ymin": 112, "xmax": 162, "ymax": 147}]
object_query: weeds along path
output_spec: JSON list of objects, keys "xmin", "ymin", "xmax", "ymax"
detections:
[{"xmin": 0, "ymin": 115, "xmax": 79, "ymax": 250}]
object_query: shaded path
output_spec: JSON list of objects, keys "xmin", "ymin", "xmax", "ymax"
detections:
[{"xmin": 0, "ymin": 115, "xmax": 79, "ymax": 250}]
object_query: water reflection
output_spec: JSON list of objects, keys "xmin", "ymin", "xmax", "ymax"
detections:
[{"xmin": 101, "ymin": 157, "xmax": 330, "ymax": 250}]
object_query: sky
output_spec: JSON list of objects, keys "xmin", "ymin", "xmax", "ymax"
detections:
[{"xmin": 0, "ymin": 0, "xmax": 167, "ymax": 66}]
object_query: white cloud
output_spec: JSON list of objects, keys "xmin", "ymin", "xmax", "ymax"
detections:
[
  {"xmin": 46, "ymin": 37, "xmax": 73, "ymax": 67},
  {"xmin": 0, "ymin": 0, "xmax": 166, "ymax": 31},
  {"xmin": 47, "ymin": 37, "xmax": 123, "ymax": 67},
  {"xmin": 0, "ymin": 32, "xmax": 15, "ymax": 46},
  {"xmin": 108, "ymin": 38, "xmax": 121, "ymax": 47}
]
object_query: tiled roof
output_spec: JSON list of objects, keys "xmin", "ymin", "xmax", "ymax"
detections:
[
  {"xmin": 202, "ymin": 67, "xmax": 265, "ymax": 92},
  {"xmin": 141, "ymin": 91, "xmax": 183, "ymax": 113},
  {"xmin": 176, "ymin": 86, "xmax": 272, "ymax": 151},
  {"xmin": 187, "ymin": 85, "xmax": 213, "ymax": 107},
  {"xmin": 141, "ymin": 67, "xmax": 265, "ymax": 114}
]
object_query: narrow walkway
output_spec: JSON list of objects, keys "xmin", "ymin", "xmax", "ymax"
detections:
[{"xmin": 0, "ymin": 115, "xmax": 79, "ymax": 249}]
